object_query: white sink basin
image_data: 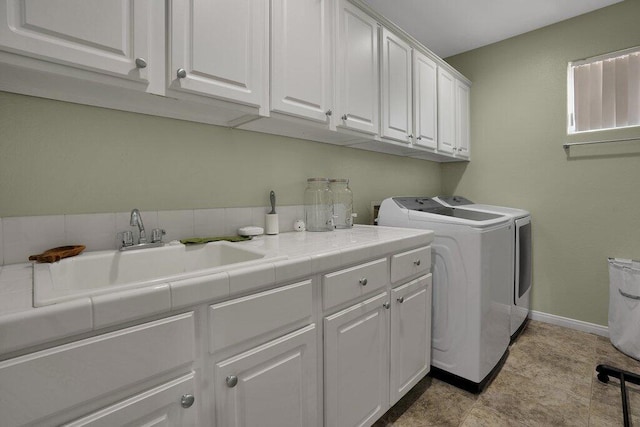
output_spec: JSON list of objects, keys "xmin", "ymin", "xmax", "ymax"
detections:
[{"xmin": 33, "ymin": 241, "xmax": 282, "ymax": 306}]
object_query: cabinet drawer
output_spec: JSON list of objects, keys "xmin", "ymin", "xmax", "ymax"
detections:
[
  {"xmin": 0, "ymin": 313, "xmax": 196, "ymax": 427},
  {"xmin": 63, "ymin": 373, "xmax": 198, "ymax": 427},
  {"xmin": 391, "ymin": 246, "xmax": 431, "ymax": 283},
  {"xmin": 323, "ymin": 258, "xmax": 388, "ymax": 309},
  {"xmin": 210, "ymin": 279, "xmax": 313, "ymax": 353}
]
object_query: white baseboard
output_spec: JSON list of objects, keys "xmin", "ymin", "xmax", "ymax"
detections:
[{"xmin": 529, "ymin": 310, "xmax": 609, "ymax": 338}]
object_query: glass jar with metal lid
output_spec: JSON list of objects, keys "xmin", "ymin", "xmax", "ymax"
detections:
[
  {"xmin": 329, "ymin": 179, "xmax": 353, "ymax": 229},
  {"xmin": 304, "ymin": 178, "xmax": 334, "ymax": 232}
]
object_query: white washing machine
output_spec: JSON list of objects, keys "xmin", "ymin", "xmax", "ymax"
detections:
[
  {"xmin": 435, "ymin": 196, "xmax": 532, "ymax": 339},
  {"xmin": 378, "ymin": 197, "xmax": 512, "ymax": 392}
]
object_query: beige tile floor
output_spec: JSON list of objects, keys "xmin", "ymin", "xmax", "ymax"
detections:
[{"xmin": 373, "ymin": 320, "xmax": 640, "ymax": 426}]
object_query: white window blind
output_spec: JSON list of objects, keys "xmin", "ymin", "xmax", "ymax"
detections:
[{"xmin": 568, "ymin": 46, "xmax": 640, "ymax": 133}]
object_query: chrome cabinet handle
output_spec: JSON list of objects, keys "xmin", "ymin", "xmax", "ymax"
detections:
[
  {"xmin": 397, "ymin": 296, "xmax": 405, "ymax": 303},
  {"xmin": 359, "ymin": 278, "xmax": 368, "ymax": 286},
  {"xmin": 408, "ymin": 134, "xmax": 413, "ymax": 139},
  {"xmin": 383, "ymin": 302, "xmax": 390, "ymax": 309},
  {"xmin": 326, "ymin": 110, "xmax": 332, "ymax": 116},
  {"xmin": 226, "ymin": 375, "xmax": 238, "ymax": 388},
  {"xmin": 417, "ymin": 136, "xmax": 422, "ymax": 140},
  {"xmin": 414, "ymin": 259, "xmax": 421, "ymax": 266},
  {"xmin": 341, "ymin": 114, "xmax": 348, "ymax": 121},
  {"xmin": 181, "ymin": 394, "xmax": 195, "ymax": 408},
  {"xmin": 135, "ymin": 58, "xmax": 147, "ymax": 69},
  {"xmin": 177, "ymin": 68, "xmax": 187, "ymax": 79}
]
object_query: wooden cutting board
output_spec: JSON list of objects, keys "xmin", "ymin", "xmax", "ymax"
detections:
[{"xmin": 29, "ymin": 245, "xmax": 86, "ymax": 263}]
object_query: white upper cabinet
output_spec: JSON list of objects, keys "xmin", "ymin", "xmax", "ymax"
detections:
[
  {"xmin": 380, "ymin": 28, "xmax": 412, "ymax": 143},
  {"xmin": 413, "ymin": 51, "xmax": 437, "ymax": 151},
  {"xmin": 169, "ymin": 0, "xmax": 268, "ymax": 110},
  {"xmin": 456, "ymin": 79, "xmax": 471, "ymax": 159},
  {"xmin": 437, "ymin": 67, "xmax": 456, "ymax": 155},
  {"xmin": 271, "ymin": 0, "xmax": 332, "ymax": 123},
  {"xmin": 437, "ymin": 67, "xmax": 471, "ymax": 159},
  {"xmin": 335, "ymin": 0, "xmax": 379, "ymax": 135},
  {"xmin": 0, "ymin": 0, "xmax": 152, "ymax": 83}
]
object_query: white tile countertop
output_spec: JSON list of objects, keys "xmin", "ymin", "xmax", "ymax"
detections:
[{"xmin": 0, "ymin": 225, "xmax": 433, "ymax": 356}]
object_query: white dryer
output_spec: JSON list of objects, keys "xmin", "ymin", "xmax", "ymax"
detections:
[
  {"xmin": 378, "ymin": 197, "xmax": 512, "ymax": 392},
  {"xmin": 435, "ymin": 196, "xmax": 532, "ymax": 339}
]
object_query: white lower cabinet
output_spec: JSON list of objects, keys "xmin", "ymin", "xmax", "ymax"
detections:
[
  {"xmin": 324, "ymin": 292, "xmax": 390, "ymax": 427},
  {"xmin": 324, "ymin": 274, "xmax": 433, "ymax": 427},
  {"xmin": 63, "ymin": 373, "xmax": 198, "ymax": 427},
  {"xmin": 0, "ymin": 313, "xmax": 196, "ymax": 427},
  {"xmin": 390, "ymin": 275, "xmax": 432, "ymax": 405},
  {"xmin": 0, "ymin": 245, "xmax": 432, "ymax": 427},
  {"xmin": 214, "ymin": 325, "xmax": 318, "ymax": 427}
]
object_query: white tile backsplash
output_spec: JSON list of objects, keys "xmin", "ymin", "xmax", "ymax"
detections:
[
  {"xmin": 194, "ymin": 209, "xmax": 225, "ymax": 237},
  {"xmin": 278, "ymin": 205, "xmax": 304, "ymax": 233},
  {"xmin": 0, "ymin": 206, "xmax": 305, "ymax": 265},
  {"xmin": 65, "ymin": 213, "xmax": 116, "ymax": 252},
  {"xmin": 157, "ymin": 210, "xmax": 195, "ymax": 242},
  {"xmin": 224, "ymin": 208, "xmax": 253, "ymax": 236},
  {"xmin": 250, "ymin": 207, "xmax": 269, "ymax": 230},
  {"xmin": 3, "ymin": 215, "xmax": 66, "ymax": 264}
]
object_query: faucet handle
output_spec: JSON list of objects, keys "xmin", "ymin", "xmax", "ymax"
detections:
[
  {"xmin": 151, "ymin": 228, "xmax": 166, "ymax": 243},
  {"xmin": 119, "ymin": 230, "xmax": 134, "ymax": 248}
]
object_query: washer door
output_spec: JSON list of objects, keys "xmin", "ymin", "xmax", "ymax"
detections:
[{"xmin": 514, "ymin": 216, "xmax": 532, "ymax": 307}]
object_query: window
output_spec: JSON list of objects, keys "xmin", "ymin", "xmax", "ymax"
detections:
[{"xmin": 568, "ymin": 46, "xmax": 640, "ymax": 134}]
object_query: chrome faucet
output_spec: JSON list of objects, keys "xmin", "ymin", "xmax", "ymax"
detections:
[
  {"xmin": 130, "ymin": 208, "xmax": 147, "ymax": 243},
  {"xmin": 118, "ymin": 209, "xmax": 166, "ymax": 251}
]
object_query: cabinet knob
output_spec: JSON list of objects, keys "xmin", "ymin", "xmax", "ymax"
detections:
[
  {"xmin": 414, "ymin": 259, "xmax": 421, "ymax": 266},
  {"xmin": 397, "ymin": 296, "xmax": 405, "ymax": 303},
  {"xmin": 341, "ymin": 114, "xmax": 348, "ymax": 121},
  {"xmin": 226, "ymin": 375, "xmax": 238, "ymax": 388},
  {"xmin": 408, "ymin": 134, "xmax": 413, "ymax": 139},
  {"xmin": 325, "ymin": 110, "xmax": 332, "ymax": 116},
  {"xmin": 177, "ymin": 68, "xmax": 187, "ymax": 79},
  {"xmin": 359, "ymin": 278, "xmax": 368, "ymax": 286},
  {"xmin": 181, "ymin": 394, "xmax": 195, "ymax": 408},
  {"xmin": 417, "ymin": 136, "xmax": 422, "ymax": 140},
  {"xmin": 135, "ymin": 57, "xmax": 147, "ymax": 69},
  {"xmin": 383, "ymin": 302, "xmax": 391, "ymax": 309}
]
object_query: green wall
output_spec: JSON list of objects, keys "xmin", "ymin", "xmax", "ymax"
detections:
[
  {"xmin": 0, "ymin": 91, "xmax": 441, "ymax": 224},
  {"xmin": 3, "ymin": 0, "xmax": 640, "ymax": 326},
  {"xmin": 444, "ymin": 0, "xmax": 640, "ymax": 326}
]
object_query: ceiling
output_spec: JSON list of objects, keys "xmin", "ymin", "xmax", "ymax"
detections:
[{"xmin": 361, "ymin": 0, "xmax": 623, "ymax": 58}]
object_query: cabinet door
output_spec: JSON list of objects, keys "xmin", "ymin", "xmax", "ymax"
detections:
[
  {"xmin": 214, "ymin": 325, "xmax": 317, "ymax": 427},
  {"xmin": 437, "ymin": 67, "xmax": 455, "ymax": 155},
  {"xmin": 271, "ymin": 0, "xmax": 332, "ymax": 122},
  {"xmin": 413, "ymin": 52, "xmax": 437, "ymax": 150},
  {"xmin": 170, "ymin": 0, "xmax": 268, "ymax": 108},
  {"xmin": 324, "ymin": 292, "xmax": 389, "ymax": 427},
  {"xmin": 456, "ymin": 79, "xmax": 471, "ymax": 159},
  {"xmin": 63, "ymin": 373, "xmax": 197, "ymax": 427},
  {"xmin": 0, "ymin": 0, "xmax": 151, "ymax": 82},
  {"xmin": 381, "ymin": 28, "xmax": 412, "ymax": 143},
  {"xmin": 335, "ymin": 0, "xmax": 379, "ymax": 135},
  {"xmin": 390, "ymin": 275, "xmax": 432, "ymax": 405}
]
